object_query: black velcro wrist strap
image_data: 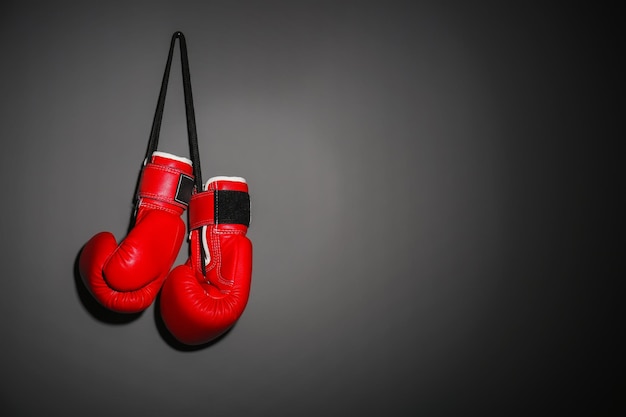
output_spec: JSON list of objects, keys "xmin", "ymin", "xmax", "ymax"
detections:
[
  {"xmin": 175, "ymin": 174, "xmax": 195, "ymax": 205},
  {"xmin": 216, "ymin": 190, "xmax": 250, "ymax": 226}
]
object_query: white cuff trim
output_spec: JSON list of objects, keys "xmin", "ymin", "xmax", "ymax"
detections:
[
  {"xmin": 152, "ymin": 151, "xmax": 193, "ymax": 166},
  {"xmin": 204, "ymin": 176, "xmax": 247, "ymax": 190}
]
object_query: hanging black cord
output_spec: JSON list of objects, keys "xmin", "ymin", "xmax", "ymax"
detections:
[
  {"xmin": 144, "ymin": 31, "xmax": 203, "ymax": 189},
  {"xmin": 143, "ymin": 31, "xmax": 206, "ymax": 274},
  {"xmin": 177, "ymin": 32, "xmax": 203, "ymax": 191}
]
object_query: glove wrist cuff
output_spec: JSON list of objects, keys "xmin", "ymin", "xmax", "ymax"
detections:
[
  {"xmin": 189, "ymin": 189, "xmax": 250, "ymax": 229},
  {"xmin": 137, "ymin": 154, "xmax": 194, "ymax": 214}
]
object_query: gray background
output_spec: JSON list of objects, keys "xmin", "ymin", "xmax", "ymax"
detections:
[{"xmin": 0, "ymin": 1, "xmax": 621, "ymax": 416}]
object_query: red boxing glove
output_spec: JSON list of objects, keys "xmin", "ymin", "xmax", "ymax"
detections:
[
  {"xmin": 160, "ymin": 176, "xmax": 252, "ymax": 345},
  {"xmin": 79, "ymin": 151, "xmax": 194, "ymax": 313}
]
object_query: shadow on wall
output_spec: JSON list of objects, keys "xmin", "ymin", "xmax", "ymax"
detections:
[{"xmin": 72, "ymin": 249, "xmax": 234, "ymax": 352}]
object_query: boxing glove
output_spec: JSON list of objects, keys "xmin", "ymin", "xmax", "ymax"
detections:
[
  {"xmin": 79, "ymin": 151, "xmax": 194, "ymax": 313},
  {"xmin": 160, "ymin": 176, "xmax": 252, "ymax": 345}
]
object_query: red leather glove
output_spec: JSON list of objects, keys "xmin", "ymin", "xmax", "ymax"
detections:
[
  {"xmin": 79, "ymin": 152, "xmax": 194, "ymax": 313},
  {"xmin": 160, "ymin": 176, "xmax": 252, "ymax": 345}
]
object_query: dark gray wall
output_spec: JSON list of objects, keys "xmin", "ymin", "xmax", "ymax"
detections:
[{"xmin": 0, "ymin": 2, "xmax": 621, "ymax": 416}]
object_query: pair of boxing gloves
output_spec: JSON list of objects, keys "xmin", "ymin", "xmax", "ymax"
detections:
[{"xmin": 79, "ymin": 151, "xmax": 252, "ymax": 346}]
